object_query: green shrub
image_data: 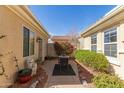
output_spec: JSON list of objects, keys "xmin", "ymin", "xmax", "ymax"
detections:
[
  {"xmin": 74, "ymin": 50, "xmax": 109, "ymax": 71},
  {"xmin": 92, "ymin": 73, "xmax": 124, "ymax": 88}
]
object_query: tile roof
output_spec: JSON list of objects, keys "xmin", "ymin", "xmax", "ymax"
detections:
[{"xmin": 51, "ymin": 36, "xmax": 71, "ymax": 41}]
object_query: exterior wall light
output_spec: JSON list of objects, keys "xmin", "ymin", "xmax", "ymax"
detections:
[{"xmin": 36, "ymin": 37, "xmax": 42, "ymax": 43}]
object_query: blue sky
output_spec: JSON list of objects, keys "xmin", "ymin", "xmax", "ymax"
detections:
[{"xmin": 29, "ymin": 5, "xmax": 116, "ymax": 36}]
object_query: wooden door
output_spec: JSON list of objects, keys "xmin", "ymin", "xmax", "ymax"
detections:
[{"xmin": 38, "ymin": 39, "xmax": 42, "ymax": 59}]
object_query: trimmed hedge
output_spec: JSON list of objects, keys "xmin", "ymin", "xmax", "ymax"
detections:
[
  {"xmin": 92, "ymin": 73, "xmax": 124, "ymax": 88},
  {"xmin": 74, "ymin": 50, "xmax": 109, "ymax": 71}
]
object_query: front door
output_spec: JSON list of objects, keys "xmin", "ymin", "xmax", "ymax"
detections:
[{"xmin": 38, "ymin": 39, "xmax": 42, "ymax": 60}]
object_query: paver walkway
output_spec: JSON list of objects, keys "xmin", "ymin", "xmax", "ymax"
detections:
[{"xmin": 42, "ymin": 59, "xmax": 84, "ymax": 88}]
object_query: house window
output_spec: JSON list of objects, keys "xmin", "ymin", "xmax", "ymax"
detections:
[
  {"xmin": 104, "ymin": 28, "xmax": 117, "ymax": 57},
  {"xmin": 23, "ymin": 27, "xmax": 29, "ymax": 57},
  {"xmin": 29, "ymin": 31, "xmax": 35, "ymax": 55},
  {"xmin": 23, "ymin": 27, "xmax": 35, "ymax": 57},
  {"xmin": 91, "ymin": 34, "xmax": 97, "ymax": 51}
]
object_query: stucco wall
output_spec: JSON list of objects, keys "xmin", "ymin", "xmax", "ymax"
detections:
[
  {"xmin": 83, "ymin": 36, "xmax": 91, "ymax": 50},
  {"xmin": 78, "ymin": 37, "xmax": 84, "ymax": 49},
  {"xmin": 79, "ymin": 20, "xmax": 124, "ymax": 79},
  {"xmin": 116, "ymin": 21, "xmax": 124, "ymax": 79},
  {"xmin": 41, "ymin": 38, "xmax": 48, "ymax": 61},
  {"xmin": 47, "ymin": 43, "xmax": 57, "ymax": 57},
  {"xmin": 0, "ymin": 6, "xmax": 48, "ymax": 87}
]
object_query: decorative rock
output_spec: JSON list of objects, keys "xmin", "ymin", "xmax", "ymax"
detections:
[
  {"xmin": 29, "ymin": 80, "xmax": 39, "ymax": 88},
  {"xmin": 82, "ymin": 80, "xmax": 88, "ymax": 87}
]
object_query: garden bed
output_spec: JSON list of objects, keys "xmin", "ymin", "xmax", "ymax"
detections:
[
  {"xmin": 75, "ymin": 60, "xmax": 95, "ymax": 87},
  {"xmin": 9, "ymin": 64, "xmax": 48, "ymax": 88},
  {"xmin": 74, "ymin": 49, "xmax": 124, "ymax": 88},
  {"xmin": 75, "ymin": 59, "xmax": 124, "ymax": 88}
]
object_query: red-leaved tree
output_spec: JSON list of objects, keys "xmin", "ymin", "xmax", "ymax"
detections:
[{"xmin": 54, "ymin": 42, "xmax": 74, "ymax": 56}]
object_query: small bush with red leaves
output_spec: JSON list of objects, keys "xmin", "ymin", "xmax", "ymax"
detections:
[{"xmin": 54, "ymin": 42, "xmax": 74, "ymax": 56}]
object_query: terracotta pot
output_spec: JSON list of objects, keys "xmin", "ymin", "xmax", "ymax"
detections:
[
  {"xmin": 19, "ymin": 75, "xmax": 31, "ymax": 83},
  {"xmin": 17, "ymin": 68, "xmax": 32, "ymax": 84}
]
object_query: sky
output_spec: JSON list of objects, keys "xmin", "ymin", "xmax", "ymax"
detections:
[{"xmin": 29, "ymin": 5, "xmax": 116, "ymax": 36}]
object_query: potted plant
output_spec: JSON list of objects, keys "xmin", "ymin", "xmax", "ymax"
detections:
[{"xmin": 17, "ymin": 68, "xmax": 32, "ymax": 83}]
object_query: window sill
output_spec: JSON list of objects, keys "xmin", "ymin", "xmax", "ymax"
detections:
[
  {"xmin": 119, "ymin": 52, "xmax": 124, "ymax": 54},
  {"xmin": 106, "ymin": 56, "xmax": 120, "ymax": 66},
  {"xmin": 23, "ymin": 55, "xmax": 35, "ymax": 58},
  {"xmin": 110, "ymin": 63, "xmax": 120, "ymax": 67}
]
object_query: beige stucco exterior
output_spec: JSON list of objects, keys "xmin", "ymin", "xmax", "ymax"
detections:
[
  {"xmin": 0, "ymin": 6, "xmax": 49, "ymax": 87},
  {"xmin": 79, "ymin": 6, "xmax": 124, "ymax": 80},
  {"xmin": 47, "ymin": 43, "xmax": 57, "ymax": 57},
  {"xmin": 78, "ymin": 37, "xmax": 84, "ymax": 49}
]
